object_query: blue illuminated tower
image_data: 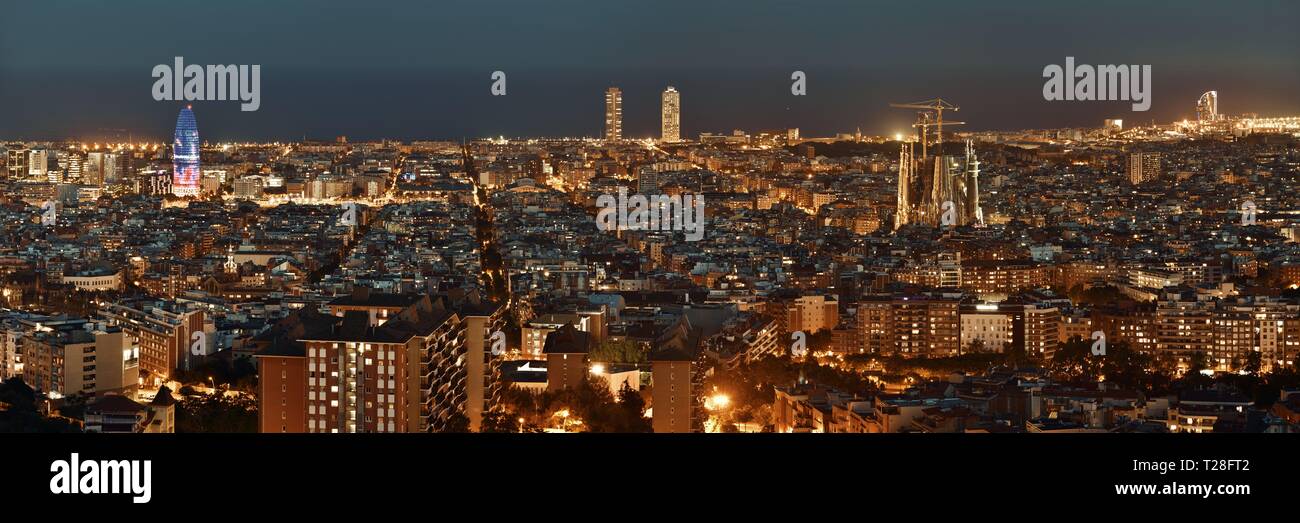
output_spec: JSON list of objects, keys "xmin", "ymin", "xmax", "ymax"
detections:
[{"xmin": 172, "ymin": 105, "xmax": 200, "ymax": 197}]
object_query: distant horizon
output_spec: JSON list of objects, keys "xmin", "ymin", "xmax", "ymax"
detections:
[
  {"xmin": 2, "ymin": 73, "xmax": 1295, "ymax": 145},
  {"xmin": 3, "ymin": 1, "xmax": 1297, "ymax": 142}
]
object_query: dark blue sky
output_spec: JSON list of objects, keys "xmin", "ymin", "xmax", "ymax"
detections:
[{"xmin": 2, "ymin": 0, "xmax": 1297, "ymax": 141}]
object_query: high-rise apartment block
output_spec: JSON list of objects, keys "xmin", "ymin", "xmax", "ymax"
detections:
[
  {"xmin": 604, "ymin": 87, "xmax": 622, "ymax": 142},
  {"xmin": 1127, "ymin": 151, "xmax": 1161, "ymax": 185},
  {"xmin": 255, "ymin": 289, "xmax": 503, "ymax": 433}
]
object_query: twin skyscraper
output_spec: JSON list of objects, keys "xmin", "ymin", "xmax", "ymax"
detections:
[{"xmin": 604, "ymin": 86, "xmax": 680, "ymax": 143}]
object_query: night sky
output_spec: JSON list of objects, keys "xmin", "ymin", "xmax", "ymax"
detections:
[{"xmin": 2, "ymin": 0, "xmax": 1297, "ymax": 142}]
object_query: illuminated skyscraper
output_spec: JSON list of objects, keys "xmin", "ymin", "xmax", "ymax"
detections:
[
  {"xmin": 5, "ymin": 149, "xmax": 28, "ymax": 179},
  {"xmin": 1197, "ymin": 91, "xmax": 1219, "ymax": 122},
  {"xmin": 604, "ymin": 87, "xmax": 622, "ymax": 142},
  {"xmin": 661, "ymin": 86, "xmax": 680, "ymax": 142},
  {"xmin": 172, "ymin": 105, "xmax": 200, "ymax": 197},
  {"xmin": 85, "ymin": 151, "xmax": 118, "ymax": 187},
  {"xmin": 63, "ymin": 152, "xmax": 84, "ymax": 181},
  {"xmin": 28, "ymin": 149, "xmax": 48, "ymax": 180}
]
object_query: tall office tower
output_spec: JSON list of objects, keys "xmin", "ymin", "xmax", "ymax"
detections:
[
  {"xmin": 172, "ymin": 105, "xmax": 201, "ymax": 197},
  {"xmin": 1127, "ymin": 151, "xmax": 1161, "ymax": 185},
  {"xmin": 661, "ymin": 86, "xmax": 680, "ymax": 142},
  {"xmin": 28, "ymin": 149, "xmax": 48, "ymax": 180},
  {"xmin": 61, "ymin": 151, "xmax": 84, "ymax": 182},
  {"xmin": 85, "ymin": 151, "xmax": 118, "ymax": 187},
  {"xmin": 6, "ymin": 148, "xmax": 29, "ymax": 179},
  {"xmin": 103, "ymin": 152, "xmax": 119, "ymax": 185},
  {"xmin": 604, "ymin": 87, "xmax": 622, "ymax": 142}
]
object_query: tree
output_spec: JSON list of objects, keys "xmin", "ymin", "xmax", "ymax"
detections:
[
  {"xmin": 173, "ymin": 356, "xmax": 259, "ymax": 392},
  {"xmin": 589, "ymin": 339, "xmax": 647, "ymax": 364},
  {"xmin": 441, "ymin": 412, "xmax": 471, "ymax": 433},
  {"xmin": 175, "ymin": 392, "xmax": 257, "ymax": 433},
  {"xmin": 1051, "ymin": 336, "xmax": 1098, "ymax": 380},
  {"xmin": 478, "ymin": 410, "xmax": 518, "ymax": 433},
  {"xmin": 616, "ymin": 382, "xmax": 651, "ymax": 432},
  {"xmin": 0, "ymin": 378, "xmax": 82, "ymax": 433},
  {"xmin": 1188, "ymin": 351, "xmax": 1210, "ymax": 375},
  {"xmin": 1050, "ymin": 338, "xmax": 1171, "ymax": 395},
  {"xmin": 1072, "ymin": 285, "xmax": 1122, "ymax": 307},
  {"xmin": 1002, "ymin": 342, "xmax": 1033, "ymax": 368},
  {"xmin": 492, "ymin": 377, "xmax": 652, "ymax": 433},
  {"xmin": 1243, "ymin": 351, "xmax": 1262, "ymax": 377}
]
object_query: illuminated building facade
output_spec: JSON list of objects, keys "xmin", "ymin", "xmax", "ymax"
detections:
[
  {"xmin": 604, "ymin": 87, "xmax": 622, "ymax": 142},
  {"xmin": 172, "ymin": 105, "xmax": 200, "ymax": 197},
  {"xmin": 1126, "ymin": 151, "xmax": 1161, "ymax": 185},
  {"xmin": 857, "ymin": 294, "xmax": 961, "ymax": 357},
  {"xmin": 1197, "ymin": 91, "xmax": 1219, "ymax": 122},
  {"xmin": 661, "ymin": 86, "xmax": 680, "ymax": 142}
]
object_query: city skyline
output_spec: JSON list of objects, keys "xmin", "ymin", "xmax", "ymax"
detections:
[
  {"xmin": 5, "ymin": 1, "xmax": 1297, "ymax": 511},
  {"xmin": 7, "ymin": 86, "xmax": 1289, "ymax": 147},
  {"xmin": 2, "ymin": 1, "xmax": 1299, "ymax": 141}
]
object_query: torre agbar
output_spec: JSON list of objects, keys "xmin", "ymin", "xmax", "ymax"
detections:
[{"xmin": 172, "ymin": 105, "xmax": 200, "ymax": 197}]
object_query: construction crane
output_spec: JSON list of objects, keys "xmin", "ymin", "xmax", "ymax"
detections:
[{"xmin": 890, "ymin": 99, "xmax": 961, "ymax": 157}]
